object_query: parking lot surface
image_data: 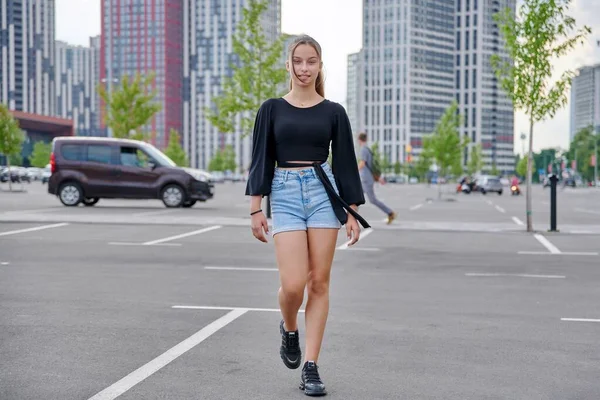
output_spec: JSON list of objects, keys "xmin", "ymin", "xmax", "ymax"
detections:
[{"xmin": 1, "ymin": 181, "xmax": 599, "ymax": 399}]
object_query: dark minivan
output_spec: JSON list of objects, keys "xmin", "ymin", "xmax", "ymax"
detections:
[{"xmin": 48, "ymin": 136, "xmax": 214, "ymax": 207}]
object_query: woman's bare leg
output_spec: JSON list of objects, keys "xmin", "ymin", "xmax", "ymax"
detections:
[
  {"xmin": 304, "ymin": 228, "xmax": 338, "ymax": 363},
  {"xmin": 274, "ymin": 230, "xmax": 309, "ymax": 331}
]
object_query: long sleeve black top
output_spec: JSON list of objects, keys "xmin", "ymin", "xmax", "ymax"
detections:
[{"xmin": 245, "ymin": 98, "xmax": 365, "ymax": 208}]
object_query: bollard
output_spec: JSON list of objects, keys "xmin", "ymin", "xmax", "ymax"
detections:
[{"xmin": 549, "ymin": 174, "xmax": 559, "ymax": 232}]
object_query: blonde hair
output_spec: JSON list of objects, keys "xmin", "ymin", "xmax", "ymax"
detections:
[{"xmin": 287, "ymin": 35, "xmax": 325, "ymax": 97}]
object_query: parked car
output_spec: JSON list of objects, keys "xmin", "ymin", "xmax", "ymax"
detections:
[
  {"xmin": 47, "ymin": 136, "xmax": 214, "ymax": 207},
  {"xmin": 475, "ymin": 175, "xmax": 503, "ymax": 195},
  {"xmin": 1, "ymin": 166, "xmax": 25, "ymax": 183},
  {"xmin": 41, "ymin": 164, "xmax": 51, "ymax": 184}
]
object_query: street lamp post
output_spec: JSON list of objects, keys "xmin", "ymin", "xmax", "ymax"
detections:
[{"xmin": 520, "ymin": 133, "xmax": 526, "ymax": 157}]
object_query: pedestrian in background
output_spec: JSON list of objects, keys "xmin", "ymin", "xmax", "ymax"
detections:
[{"xmin": 357, "ymin": 132, "xmax": 397, "ymax": 224}]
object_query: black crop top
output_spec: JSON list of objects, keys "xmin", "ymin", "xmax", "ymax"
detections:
[{"xmin": 245, "ymin": 98, "xmax": 365, "ymax": 207}]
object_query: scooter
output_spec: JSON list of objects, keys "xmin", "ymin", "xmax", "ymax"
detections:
[{"xmin": 511, "ymin": 185, "xmax": 521, "ymax": 196}]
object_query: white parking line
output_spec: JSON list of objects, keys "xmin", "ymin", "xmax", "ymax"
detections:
[
  {"xmin": 533, "ymin": 234, "xmax": 561, "ymax": 254},
  {"xmin": 345, "ymin": 247, "xmax": 380, "ymax": 252},
  {"xmin": 409, "ymin": 203, "xmax": 423, "ymax": 211},
  {"xmin": 512, "ymin": 216, "xmax": 525, "ymax": 226},
  {"xmin": 1, "ymin": 262, "xmax": 9, "ymax": 265},
  {"xmin": 466, "ymin": 273, "xmax": 565, "ymax": 279},
  {"xmin": 172, "ymin": 305, "xmax": 305, "ymax": 313},
  {"xmin": 495, "ymin": 205, "xmax": 506, "ymax": 213},
  {"xmin": 0, "ymin": 222, "xmax": 69, "ymax": 237},
  {"xmin": 518, "ymin": 251, "xmax": 598, "ymax": 256},
  {"xmin": 337, "ymin": 228, "xmax": 374, "ymax": 250},
  {"xmin": 87, "ymin": 308, "xmax": 247, "ymax": 400},
  {"xmin": 561, "ymin": 318, "xmax": 600, "ymax": 323},
  {"xmin": 142, "ymin": 225, "xmax": 222, "ymax": 245},
  {"xmin": 108, "ymin": 242, "xmax": 182, "ymax": 247},
  {"xmin": 204, "ymin": 266, "xmax": 278, "ymax": 272},
  {"xmin": 575, "ymin": 208, "xmax": 600, "ymax": 216}
]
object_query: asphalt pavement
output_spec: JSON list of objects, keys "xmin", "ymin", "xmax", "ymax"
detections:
[{"xmin": 1, "ymin": 181, "xmax": 599, "ymax": 399}]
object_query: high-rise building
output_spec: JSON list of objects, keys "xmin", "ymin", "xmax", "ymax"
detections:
[
  {"xmin": 0, "ymin": 0, "xmax": 55, "ymax": 115},
  {"xmin": 570, "ymin": 63, "xmax": 600, "ymax": 140},
  {"xmin": 346, "ymin": 51, "xmax": 363, "ymax": 142},
  {"xmin": 183, "ymin": 0, "xmax": 282, "ymax": 170},
  {"xmin": 458, "ymin": 0, "xmax": 515, "ymax": 171},
  {"xmin": 353, "ymin": 0, "xmax": 515, "ymax": 173},
  {"xmin": 55, "ymin": 37, "xmax": 102, "ymax": 137},
  {"xmin": 100, "ymin": 0, "xmax": 183, "ymax": 147},
  {"xmin": 90, "ymin": 35, "xmax": 104, "ymax": 137}
]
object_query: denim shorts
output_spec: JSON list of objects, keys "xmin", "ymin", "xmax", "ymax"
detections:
[{"xmin": 270, "ymin": 162, "xmax": 342, "ymax": 235}]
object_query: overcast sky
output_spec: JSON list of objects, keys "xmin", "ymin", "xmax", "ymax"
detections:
[{"xmin": 56, "ymin": 0, "xmax": 600, "ymax": 153}]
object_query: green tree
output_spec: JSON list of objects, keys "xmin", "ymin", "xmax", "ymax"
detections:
[
  {"xmin": 422, "ymin": 102, "xmax": 469, "ymax": 198},
  {"xmin": 491, "ymin": 0, "xmax": 590, "ymax": 232},
  {"xmin": 29, "ymin": 141, "xmax": 51, "ymax": 168},
  {"xmin": 566, "ymin": 126, "xmax": 598, "ymax": 182},
  {"xmin": 467, "ymin": 144, "xmax": 483, "ymax": 176},
  {"xmin": 163, "ymin": 129, "xmax": 189, "ymax": 167},
  {"xmin": 222, "ymin": 144, "xmax": 237, "ymax": 172},
  {"xmin": 516, "ymin": 156, "xmax": 528, "ymax": 178},
  {"xmin": 414, "ymin": 148, "xmax": 433, "ymax": 181},
  {"xmin": 205, "ymin": 0, "xmax": 287, "ymax": 138},
  {"xmin": 393, "ymin": 161, "xmax": 401, "ymax": 175},
  {"xmin": 98, "ymin": 72, "xmax": 161, "ymax": 140},
  {"xmin": 208, "ymin": 150, "xmax": 224, "ymax": 172},
  {"xmin": 0, "ymin": 104, "xmax": 25, "ymax": 191},
  {"xmin": 489, "ymin": 163, "xmax": 500, "ymax": 176},
  {"xmin": 9, "ymin": 153, "xmax": 22, "ymax": 166}
]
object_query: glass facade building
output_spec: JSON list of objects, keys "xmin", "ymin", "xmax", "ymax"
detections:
[
  {"xmin": 0, "ymin": 0, "xmax": 55, "ymax": 116},
  {"xmin": 183, "ymin": 0, "xmax": 281, "ymax": 170},
  {"xmin": 351, "ymin": 0, "xmax": 515, "ymax": 173},
  {"xmin": 101, "ymin": 0, "xmax": 183, "ymax": 148}
]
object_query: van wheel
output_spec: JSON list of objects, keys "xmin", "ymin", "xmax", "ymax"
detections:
[
  {"xmin": 182, "ymin": 200, "xmax": 196, "ymax": 208},
  {"xmin": 161, "ymin": 184, "xmax": 184, "ymax": 208},
  {"xmin": 59, "ymin": 182, "xmax": 83, "ymax": 206},
  {"xmin": 83, "ymin": 197, "xmax": 99, "ymax": 206}
]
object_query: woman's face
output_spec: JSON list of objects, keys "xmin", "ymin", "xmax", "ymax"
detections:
[{"xmin": 287, "ymin": 44, "xmax": 321, "ymax": 90}]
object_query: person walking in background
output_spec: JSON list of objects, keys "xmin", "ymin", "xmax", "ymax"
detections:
[{"xmin": 357, "ymin": 132, "xmax": 397, "ymax": 224}]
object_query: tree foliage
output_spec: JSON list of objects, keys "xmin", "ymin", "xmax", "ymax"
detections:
[
  {"xmin": 29, "ymin": 141, "xmax": 52, "ymax": 168},
  {"xmin": 0, "ymin": 104, "xmax": 25, "ymax": 191},
  {"xmin": 491, "ymin": 0, "xmax": 590, "ymax": 231},
  {"xmin": 205, "ymin": 0, "xmax": 288, "ymax": 138},
  {"xmin": 566, "ymin": 125, "xmax": 599, "ymax": 181},
  {"xmin": 97, "ymin": 72, "xmax": 161, "ymax": 140},
  {"xmin": 208, "ymin": 145, "xmax": 237, "ymax": 172},
  {"xmin": 423, "ymin": 102, "xmax": 469, "ymax": 179},
  {"xmin": 163, "ymin": 129, "xmax": 189, "ymax": 167},
  {"xmin": 467, "ymin": 143, "xmax": 483, "ymax": 176},
  {"xmin": 516, "ymin": 156, "xmax": 528, "ymax": 178}
]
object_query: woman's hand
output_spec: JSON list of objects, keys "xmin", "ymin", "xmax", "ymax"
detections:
[
  {"xmin": 251, "ymin": 211, "xmax": 270, "ymax": 243},
  {"xmin": 345, "ymin": 213, "xmax": 361, "ymax": 246}
]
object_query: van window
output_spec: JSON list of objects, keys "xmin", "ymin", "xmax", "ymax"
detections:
[
  {"xmin": 61, "ymin": 144, "xmax": 85, "ymax": 161},
  {"xmin": 87, "ymin": 145, "xmax": 113, "ymax": 164},
  {"xmin": 120, "ymin": 146, "xmax": 151, "ymax": 168}
]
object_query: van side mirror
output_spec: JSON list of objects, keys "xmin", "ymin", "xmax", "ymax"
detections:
[{"xmin": 148, "ymin": 160, "xmax": 157, "ymax": 170}]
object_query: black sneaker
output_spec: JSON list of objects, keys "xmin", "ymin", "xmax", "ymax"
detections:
[
  {"xmin": 299, "ymin": 361, "xmax": 327, "ymax": 396},
  {"xmin": 279, "ymin": 319, "xmax": 301, "ymax": 369}
]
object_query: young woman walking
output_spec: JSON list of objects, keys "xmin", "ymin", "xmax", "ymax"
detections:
[{"xmin": 245, "ymin": 35, "xmax": 370, "ymax": 397}]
